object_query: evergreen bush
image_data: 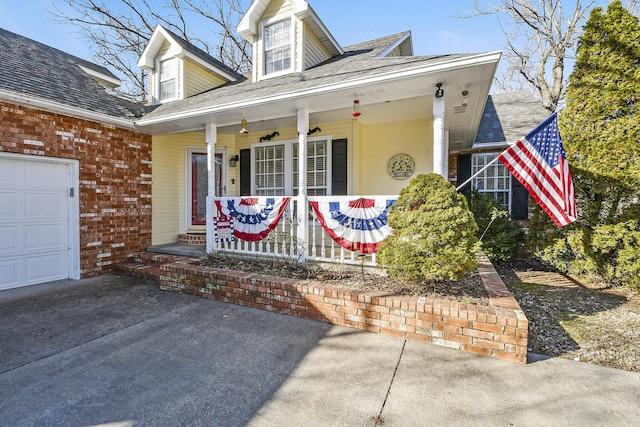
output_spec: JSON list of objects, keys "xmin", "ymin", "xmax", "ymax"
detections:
[
  {"xmin": 377, "ymin": 174, "xmax": 478, "ymax": 282},
  {"xmin": 528, "ymin": 1, "xmax": 640, "ymax": 290},
  {"xmin": 466, "ymin": 190, "xmax": 523, "ymax": 263}
]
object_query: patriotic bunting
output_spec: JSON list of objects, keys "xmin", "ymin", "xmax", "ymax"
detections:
[
  {"xmin": 215, "ymin": 197, "xmax": 290, "ymax": 241},
  {"xmin": 309, "ymin": 196, "xmax": 397, "ymax": 254}
]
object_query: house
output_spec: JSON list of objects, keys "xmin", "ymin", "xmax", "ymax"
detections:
[
  {"xmin": 133, "ymin": 0, "xmax": 502, "ymax": 265},
  {"xmin": 0, "ymin": 28, "xmax": 151, "ymax": 290},
  {"xmin": 452, "ymin": 91, "xmax": 550, "ymax": 221}
]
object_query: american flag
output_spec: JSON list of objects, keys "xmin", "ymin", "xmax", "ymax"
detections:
[{"xmin": 498, "ymin": 112, "xmax": 577, "ymax": 227}]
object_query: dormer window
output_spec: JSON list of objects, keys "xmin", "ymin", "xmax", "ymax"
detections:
[
  {"xmin": 264, "ymin": 19, "xmax": 292, "ymax": 75},
  {"xmin": 159, "ymin": 58, "xmax": 177, "ymax": 101}
]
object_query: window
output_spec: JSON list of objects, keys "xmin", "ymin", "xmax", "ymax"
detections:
[
  {"xmin": 254, "ymin": 144, "xmax": 286, "ymax": 196},
  {"xmin": 252, "ymin": 139, "xmax": 329, "ymax": 196},
  {"xmin": 472, "ymin": 153, "xmax": 511, "ymax": 209},
  {"xmin": 264, "ymin": 19, "xmax": 291, "ymax": 75},
  {"xmin": 293, "ymin": 140, "xmax": 327, "ymax": 196},
  {"xmin": 159, "ymin": 59, "xmax": 177, "ymax": 100}
]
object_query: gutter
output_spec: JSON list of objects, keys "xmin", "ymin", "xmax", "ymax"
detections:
[
  {"xmin": 135, "ymin": 51, "xmax": 502, "ymax": 127},
  {"xmin": 0, "ymin": 89, "xmax": 140, "ymax": 130}
]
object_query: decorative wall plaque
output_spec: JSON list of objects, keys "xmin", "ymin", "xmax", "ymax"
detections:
[{"xmin": 387, "ymin": 153, "xmax": 415, "ymax": 179}]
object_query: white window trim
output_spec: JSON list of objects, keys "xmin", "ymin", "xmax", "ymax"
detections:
[
  {"xmin": 250, "ymin": 136, "xmax": 332, "ymax": 196},
  {"xmin": 471, "ymin": 152, "xmax": 512, "ymax": 212},
  {"xmin": 156, "ymin": 57, "xmax": 180, "ymax": 103},
  {"xmin": 259, "ymin": 16, "xmax": 294, "ymax": 80}
]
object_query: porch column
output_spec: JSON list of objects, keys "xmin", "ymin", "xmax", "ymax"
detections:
[
  {"xmin": 205, "ymin": 123, "xmax": 217, "ymax": 255},
  {"xmin": 433, "ymin": 93, "xmax": 446, "ymax": 177},
  {"xmin": 296, "ymin": 109, "xmax": 309, "ymax": 263}
]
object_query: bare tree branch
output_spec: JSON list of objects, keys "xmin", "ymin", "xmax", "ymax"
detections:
[
  {"xmin": 51, "ymin": 0, "xmax": 251, "ymax": 101},
  {"xmin": 464, "ymin": 0, "xmax": 595, "ymax": 112}
]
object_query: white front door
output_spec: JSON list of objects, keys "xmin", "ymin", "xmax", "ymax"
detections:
[{"xmin": 0, "ymin": 155, "xmax": 78, "ymax": 290}]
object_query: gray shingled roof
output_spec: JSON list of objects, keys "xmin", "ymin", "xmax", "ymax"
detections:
[
  {"xmin": 0, "ymin": 27, "xmax": 142, "ymax": 119},
  {"xmin": 141, "ymin": 32, "xmax": 468, "ymax": 121},
  {"xmin": 475, "ymin": 90, "xmax": 550, "ymax": 144}
]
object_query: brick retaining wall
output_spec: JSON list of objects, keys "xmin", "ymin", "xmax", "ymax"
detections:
[{"xmin": 159, "ymin": 254, "xmax": 528, "ymax": 363}]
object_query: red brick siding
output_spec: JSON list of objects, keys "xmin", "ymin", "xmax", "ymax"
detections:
[{"xmin": 0, "ymin": 101, "xmax": 152, "ymax": 277}]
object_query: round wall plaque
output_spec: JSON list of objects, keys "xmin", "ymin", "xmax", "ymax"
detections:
[{"xmin": 387, "ymin": 153, "xmax": 415, "ymax": 179}]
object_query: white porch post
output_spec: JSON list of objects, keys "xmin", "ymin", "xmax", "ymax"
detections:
[
  {"xmin": 433, "ymin": 93, "xmax": 446, "ymax": 177},
  {"xmin": 296, "ymin": 109, "xmax": 309, "ymax": 262},
  {"xmin": 205, "ymin": 123, "xmax": 217, "ymax": 255}
]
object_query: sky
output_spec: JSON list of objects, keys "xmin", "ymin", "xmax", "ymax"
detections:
[{"xmin": 0, "ymin": 0, "xmax": 613, "ymax": 78}]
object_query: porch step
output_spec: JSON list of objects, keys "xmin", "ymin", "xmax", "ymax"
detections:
[
  {"xmin": 178, "ymin": 233, "xmax": 206, "ymax": 245},
  {"xmin": 115, "ymin": 252, "xmax": 203, "ymax": 281}
]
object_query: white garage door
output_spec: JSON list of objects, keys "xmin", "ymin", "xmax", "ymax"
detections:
[{"xmin": 0, "ymin": 155, "xmax": 77, "ymax": 290}]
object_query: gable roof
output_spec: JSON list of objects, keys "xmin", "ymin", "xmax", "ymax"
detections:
[
  {"xmin": 137, "ymin": 30, "xmax": 495, "ymax": 128},
  {"xmin": 238, "ymin": 0, "xmax": 343, "ymax": 57},
  {"xmin": 475, "ymin": 91, "xmax": 550, "ymax": 146},
  {"xmin": 137, "ymin": 25, "xmax": 244, "ymax": 82},
  {"xmin": 0, "ymin": 27, "xmax": 141, "ymax": 121}
]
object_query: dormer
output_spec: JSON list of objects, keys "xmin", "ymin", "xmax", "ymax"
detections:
[
  {"xmin": 137, "ymin": 25, "xmax": 244, "ymax": 105},
  {"xmin": 237, "ymin": 0, "xmax": 344, "ymax": 82}
]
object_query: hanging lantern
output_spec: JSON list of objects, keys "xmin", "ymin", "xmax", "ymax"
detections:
[{"xmin": 352, "ymin": 99, "xmax": 361, "ymax": 118}]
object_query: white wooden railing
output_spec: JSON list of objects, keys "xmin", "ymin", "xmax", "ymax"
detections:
[{"xmin": 208, "ymin": 196, "xmax": 395, "ymax": 267}]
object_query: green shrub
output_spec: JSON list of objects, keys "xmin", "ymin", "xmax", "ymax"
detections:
[
  {"xmin": 377, "ymin": 174, "xmax": 478, "ymax": 282},
  {"xmin": 466, "ymin": 190, "xmax": 523, "ymax": 263}
]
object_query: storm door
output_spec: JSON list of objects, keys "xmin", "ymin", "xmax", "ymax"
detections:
[{"xmin": 188, "ymin": 149, "xmax": 225, "ymax": 227}]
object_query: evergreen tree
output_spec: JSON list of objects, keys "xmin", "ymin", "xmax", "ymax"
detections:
[{"xmin": 530, "ymin": 0, "xmax": 640, "ymax": 289}]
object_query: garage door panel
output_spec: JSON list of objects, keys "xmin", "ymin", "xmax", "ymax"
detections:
[
  {"xmin": 0, "ymin": 226, "xmax": 21, "ymax": 253},
  {"xmin": 25, "ymin": 192, "xmax": 67, "ymax": 219},
  {"xmin": 0, "ymin": 192, "xmax": 19, "ymax": 217},
  {"xmin": 25, "ymin": 223, "xmax": 67, "ymax": 251},
  {"xmin": 0, "ymin": 158, "xmax": 23, "ymax": 185},
  {"xmin": 0, "ymin": 258, "xmax": 22, "ymax": 290},
  {"xmin": 25, "ymin": 161, "xmax": 68, "ymax": 188},
  {"xmin": 25, "ymin": 252, "xmax": 68, "ymax": 283}
]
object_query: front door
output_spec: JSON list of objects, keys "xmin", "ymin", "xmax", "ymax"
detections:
[{"xmin": 189, "ymin": 149, "xmax": 225, "ymax": 227}]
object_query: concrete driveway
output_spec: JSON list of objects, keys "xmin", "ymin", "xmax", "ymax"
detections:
[{"xmin": 1, "ymin": 274, "xmax": 639, "ymax": 426}]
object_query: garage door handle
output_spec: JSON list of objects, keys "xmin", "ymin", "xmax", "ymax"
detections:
[{"xmin": 69, "ymin": 188, "xmax": 75, "ymax": 197}]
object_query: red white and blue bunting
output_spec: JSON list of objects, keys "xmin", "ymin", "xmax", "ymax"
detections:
[
  {"xmin": 308, "ymin": 196, "xmax": 397, "ymax": 254},
  {"xmin": 215, "ymin": 197, "xmax": 290, "ymax": 242}
]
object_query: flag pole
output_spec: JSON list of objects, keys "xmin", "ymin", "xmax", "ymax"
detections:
[{"xmin": 456, "ymin": 155, "xmax": 502, "ymax": 191}]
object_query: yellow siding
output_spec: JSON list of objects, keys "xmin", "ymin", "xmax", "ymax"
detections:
[
  {"xmin": 183, "ymin": 58, "xmax": 227, "ymax": 97},
  {"xmin": 152, "ymin": 131, "xmax": 236, "ymax": 244},
  {"xmin": 260, "ymin": 0, "xmax": 293, "ymax": 21},
  {"xmin": 304, "ymin": 24, "xmax": 331, "ymax": 69},
  {"xmin": 359, "ymin": 119, "xmax": 434, "ymax": 195}
]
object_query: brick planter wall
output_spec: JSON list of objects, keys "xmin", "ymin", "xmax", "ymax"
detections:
[
  {"xmin": 0, "ymin": 102, "xmax": 152, "ymax": 277},
  {"xmin": 159, "ymin": 254, "xmax": 529, "ymax": 363}
]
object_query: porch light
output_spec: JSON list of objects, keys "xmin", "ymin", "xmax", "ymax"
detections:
[
  {"xmin": 307, "ymin": 126, "xmax": 321, "ymax": 135},
  {"xmin": 435, "ymin": 83, "xmax": 444, "ymax": 98},
  {"xmin": 352, "ymin": 99, "xmax": 361, "ymax": 117},
  {"xmin": 462, "ymin": 90, "xmax": 469, "ymax": 106},
  {"xmin": 229, "ymin": 154, "xmax": 239, "ymax": 167},
  {"xmin": 240, "ymin": 115, "xmax": 249, "ymax": 134}
]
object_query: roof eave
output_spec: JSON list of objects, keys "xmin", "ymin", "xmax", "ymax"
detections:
[
  {"xmin": 135, "ymin": 51, "xmax": 502, "ymax": 127},
  {"xmin": 0, "ymin": 88, "xmax": 140, "ymax": 130}
]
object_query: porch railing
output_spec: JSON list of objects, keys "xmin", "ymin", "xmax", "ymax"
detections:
[{"xmin": 209, "ymin": 196, "xmax": 397, "ymax": 267}]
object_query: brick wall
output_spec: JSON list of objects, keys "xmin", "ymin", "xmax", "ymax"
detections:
[
  {"xmin": 0, "ymin": 101, "xmax": 152, "ymax": 277},
  {"xmin": 159, "ymin": 254, "xmax": 529, "ymax": 363}
]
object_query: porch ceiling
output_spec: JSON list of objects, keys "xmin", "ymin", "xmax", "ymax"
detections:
[{"xmin": 136, "ymin": 53, "xmax": 499, "ymax": 151}]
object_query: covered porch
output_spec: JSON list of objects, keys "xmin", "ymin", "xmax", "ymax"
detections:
[{"xmin": 138, "ymin": 52, "xmax": 500, "ymax": 266}]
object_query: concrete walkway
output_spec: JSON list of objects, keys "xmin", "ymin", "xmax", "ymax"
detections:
[{"xmin": 1, "ymin": 274, "xmax": 639, "ymax": 426}]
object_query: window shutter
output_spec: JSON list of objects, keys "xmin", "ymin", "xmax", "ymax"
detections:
[
  {"xmin": 456, "ymin": 154, "xmax": 472, "ymax": 196},
  {"xmin": 239, "ymin": 149, "xmax": 251, "ymax": 196},
  {"xmin": 511, "ymin": 176, "xmax": 529, "ymax": 220},
  {"xmin": 332, "ymin": 139, "xmax": 347, "ymax": 195}
]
